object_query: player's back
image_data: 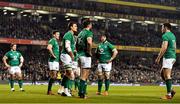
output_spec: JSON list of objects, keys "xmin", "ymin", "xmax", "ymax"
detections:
[
  {"xmin": 77, "ymin": 29, "xmax": 93, "ymax": 55},
  {"xmin": 162, "ymin": 31, "xmax": 176, "ymax": 59}
]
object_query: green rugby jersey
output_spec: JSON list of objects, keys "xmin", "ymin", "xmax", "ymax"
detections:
[
  {"xmin": 96, "ymin": 41, "xmax": 116, "ymax": 63},
  {"xmin": 5, "ymin": 50, "xmax": 22, "ymax": 66},
  {"xmin": 61, "ymin": 31, "xmax": 76, "ymax": 54},
  {"xmin": 48, "ymin": 38, "xmax": 60, "ymax": 62},
  {"xmin": 162, "ymin": 31, "xmax": 176, "ymax": 59},
  {"xmin": 77, "ymin": 29, "xmax": 93, "ymax": 57}
]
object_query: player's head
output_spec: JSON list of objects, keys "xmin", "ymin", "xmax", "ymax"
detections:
[
  {"xmin": 100, "ymin": 34, "xmax": 107, "ymax": 42},
  {"xmin": 161, "ymin": 23, "xmax": 171, "ymax": 33},
  {"xmin": 83, "ymin": 19, "xmax": 92, "ymax": 29},
  {"xmin": 10, "ymin": 43, "xmax": 17, "ymax": 51},
  {"xmin": 52, "ymin": 30, "xmax": 60, "ymax": 40},
  {"xmin": 68, "ymin": 21, "xmax": 77, "ymax": 32}
]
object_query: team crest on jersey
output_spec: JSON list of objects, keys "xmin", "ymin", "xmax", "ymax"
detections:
[{"xmin": 99, "ymin": 48, "xmax": 104, "ymax": 53}]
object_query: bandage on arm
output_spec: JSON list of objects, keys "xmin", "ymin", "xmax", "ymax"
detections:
[{"xmin": 65, "ymin": 40, "xmax": 74, "ymax": 60}]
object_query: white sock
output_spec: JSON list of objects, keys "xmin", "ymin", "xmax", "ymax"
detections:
[
  {"xmin": 167, "ymin": 92, "xmax": 171, "ymax": 96},
  {"xmin": 64, "ymin": 88, "xmax": 68, "ymax": 93},
  {"xmin": 58, "ymin": 89, "xmax": 64, "ymax": 93}
]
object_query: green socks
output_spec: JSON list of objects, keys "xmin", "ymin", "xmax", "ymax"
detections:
[
  {"xmin": 18, "ymin": 80, "xmax": 23, "ymax": 88},
  {"xmin": 79, "ymin": 79, "xmax": 86, "ymax": 95},
  {"xmin": 48, "ymin": 78, "xmax": 54, "ymax": 91},
  {"xmin": 64, "ymin": 76, "xmax": 69, "ymax": 89},
  {"xmin": 68, "ymin": 80, "xmax": 74, "ymax": 90},
  {"xmin": 84, "ymin": 81, "xmax": 87, "ymax": 94},
  {"xmin": 98, "ymin": 79, "xmax": 103, "ymax": 92},
  {"xmin": 166, "ymin": 79, "xmax": 172, "ymax": 93},
  {"xmin": 61, "ymin": 76, "xmax": 66, "ymax": 86},
  {"xmin": 74, "ymin": 77, "xmax": 80, "ymax": 90},
  {"xmin": 9, "ymin": 79, "xmax": 14, "ymax": 88},
  {"xmin": 105, "ymin": 79, "xmax": 110, "ymax": 91}
]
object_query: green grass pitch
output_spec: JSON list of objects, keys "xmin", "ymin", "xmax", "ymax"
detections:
[{"xmin": 0, "ymin": 85, "xmax": 180, "ymax": 103}]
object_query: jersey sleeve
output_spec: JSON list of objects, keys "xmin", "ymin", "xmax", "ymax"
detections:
[
  {"xmin": 108, "ymin": 42, "xmax": 116, "ymax": 51},
  {"xmin": 87, "ymin": 31, "xmax": 93, "ymax": 38},
  {"xmin": 64, "ymin": 34, "xmax": 72, "ymax": 42},
  {"xmin": 19, "ymin": 52, "xmax": 22, "ymax": 57},
  {"xmin": 162, "ymin": 34, "xmax": 168, "ymax": 41},
  {"xmin": 48, "ymin": 39, "xmax": 55, "ymax": 46},
  {"xmin": 5, "ymin": 52, "xmax": 9, "ymax": 58}
]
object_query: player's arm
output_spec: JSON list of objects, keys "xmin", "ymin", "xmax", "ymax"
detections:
[
  {"xmin": 19, "ymin": 56, "xmax": 24, "ymax": 68},
  {"xmin": 108, "ymin": 48, "xmax": 118, "ymax": 63},
  {"xmin": 2, "ymin": 56, "xmax": 10, "ymax": 68},
  {"xmin": 95, "ymin": 47, "xmax": 99, "ymax": 63},
  {"xmin": 65, "ymin": 40, "xmax": 74, "ymax": 61},
  {"xmin": 155, "ymin": 41, "xmax": 168, "ymax": 64},
  {"xmin": 86, "ymin": 37, "xmax": 93, "ymax": 57},
  {"xmin": 47, "ymin": 44, "xmax": 56, "ymax": 58}
]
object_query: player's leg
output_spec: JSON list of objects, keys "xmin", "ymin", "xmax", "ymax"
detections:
[
  {"xmin": 62, "ymin": 69, "xmax": 73, "ymax": 96},
  {"xmin": 58, "ymin": 71, "xmax": 65, "ymax": 95},
  {"xmin": 47, "ymin": 61, "xmax": 59, "ymax": 95},
  {"xmin": 47, "ymin": 70, "xmax": 57, "ymax": 95},
  {"xmin": 79, "ymin": 56, "xmax": 91, "ymax": 98},
  {"xmin": 161, "ymin": 58, "xmax": 176, "ymax": 99},
  {"xmin": 16, "ymin": 67, "xmax": 24, "ymax": 91},
  {"xmin": 104, "ymin": 71, "xmax": 110, "ymax": 96},
  {"xmin": 79, "ymin": 69, "xmax": 89, "ymax": 97},
  {"xmin": 9, "ymin": 74, "xmax": 15, "ymax": 91},
  {"xmin": 103, "ymin": 63, "xmax": 112, "ymax": 96},
  {"xmin": 9, "ymin": 67, "xmax": 15, "ymax": 91},
  {"xmin": 74, "ymin": 67, "xmax": 80, "ymax": 91},
  {"xmin": 96, "ymin": 64, "xmax": 103, "ymax": 95},
  {"xmin": 60, "ymin": 54, "xmax": 73, "ymax": 96},
  {"xmin": 160, "ymin": 68, "xmax": 165, "ymax": 81},
  {"xmin": 164, "ymin": 68, "xmax": 172, "ymax": 95},
  {"xmin": 68, "ymin": 70, "xmax": 75, "ymax": 94}
]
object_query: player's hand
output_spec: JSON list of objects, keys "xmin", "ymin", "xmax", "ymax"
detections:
[
  {"xmin": 107, "ymin": 60, "xmax": 112, "ymax": 64},
  {"xmin": 155, "ymin": 57, "xmax": 160, "ymax": 64},
  {"xmin": 69, "ymin": 52, "xmax": 74, "ymax": 61},
  {"xmin": 71, "ymin": 56, "xmax": 74, "ymax": 61},
  {"xmin": 19, "ymin": 63, "xmax": 23, "ymax": 68},
  {"xmin": 53, "ymin": 55, "xmax": 57, "ymax": 59},
  {"xmin": 5, "ymin": 64, "xmax": 10, "ymax": 68},
  {"xmin": 86, "ymin": 52, "xmax": 92, "ymax": 57},
  {"xmin": 107, "ymin": 58, "xmax": 113, "ymax": 64}
]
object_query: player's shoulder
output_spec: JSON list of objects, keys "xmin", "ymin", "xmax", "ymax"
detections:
[
  {"xmin": 83, "ymin": 29, "xmax": 93, "ymax": 35},
  {"xmin": 49, "ymin": 38, "xmax": 55, "ymax": 42},
  {"xmin": 17, "ymin": 50, "xmax": 21, "ymax": 53},
  {"xmin": 162, "ymin": 32, "xmax": 175, "ymax": 39},
  {"xmin": 106, "ymin": 41, "xmax": 113, "ymax": 45},
  {"xmin": 86, "ymin": 30, "xmax": 93, "ymax": 35},
  {"xmin": 162, "ymin": 32, "xmax": 168, "ymax": 38},
  {"xmin": 64, "ymin": 31, "xmax": 72, "ymax": 38},
  {"xmin": 5, "ymin": 51, "xmax": 11, "ymax": 55}
]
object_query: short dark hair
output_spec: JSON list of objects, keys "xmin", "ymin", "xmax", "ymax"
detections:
[
  {"xmin": 100, "ymin": 31, "xmax": 107, "ymax": 38},
  {"xmin": 163, "ymin": 23, "xmax": 171, "ymax": 30},
  {"xmin": 10, "ymin": 43, "xmax": 16, "ymax": 48},
  {"xmin": 83, "ymin": 19, "xmax": 91, "ymax": 28},
  {"xmin": 68, "ymin": 21, "xmax": 77, "ymax": 30},
  {"xmin": 52, "ymin": 30, "xmax": 59, "ymax": 35}
]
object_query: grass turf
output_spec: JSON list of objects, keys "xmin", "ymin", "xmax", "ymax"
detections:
[{"xmin": 0, "ymin": 85, "xmax": 179, "ymax": 103}]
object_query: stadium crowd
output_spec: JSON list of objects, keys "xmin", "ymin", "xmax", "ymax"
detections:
[
  {"xmin": 1, "ymin": 14, "xmax": 180, "ymax": 48},
  {"xmin": 0, "ymin": 48, "xmax": 180, "ymax": 84}
]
